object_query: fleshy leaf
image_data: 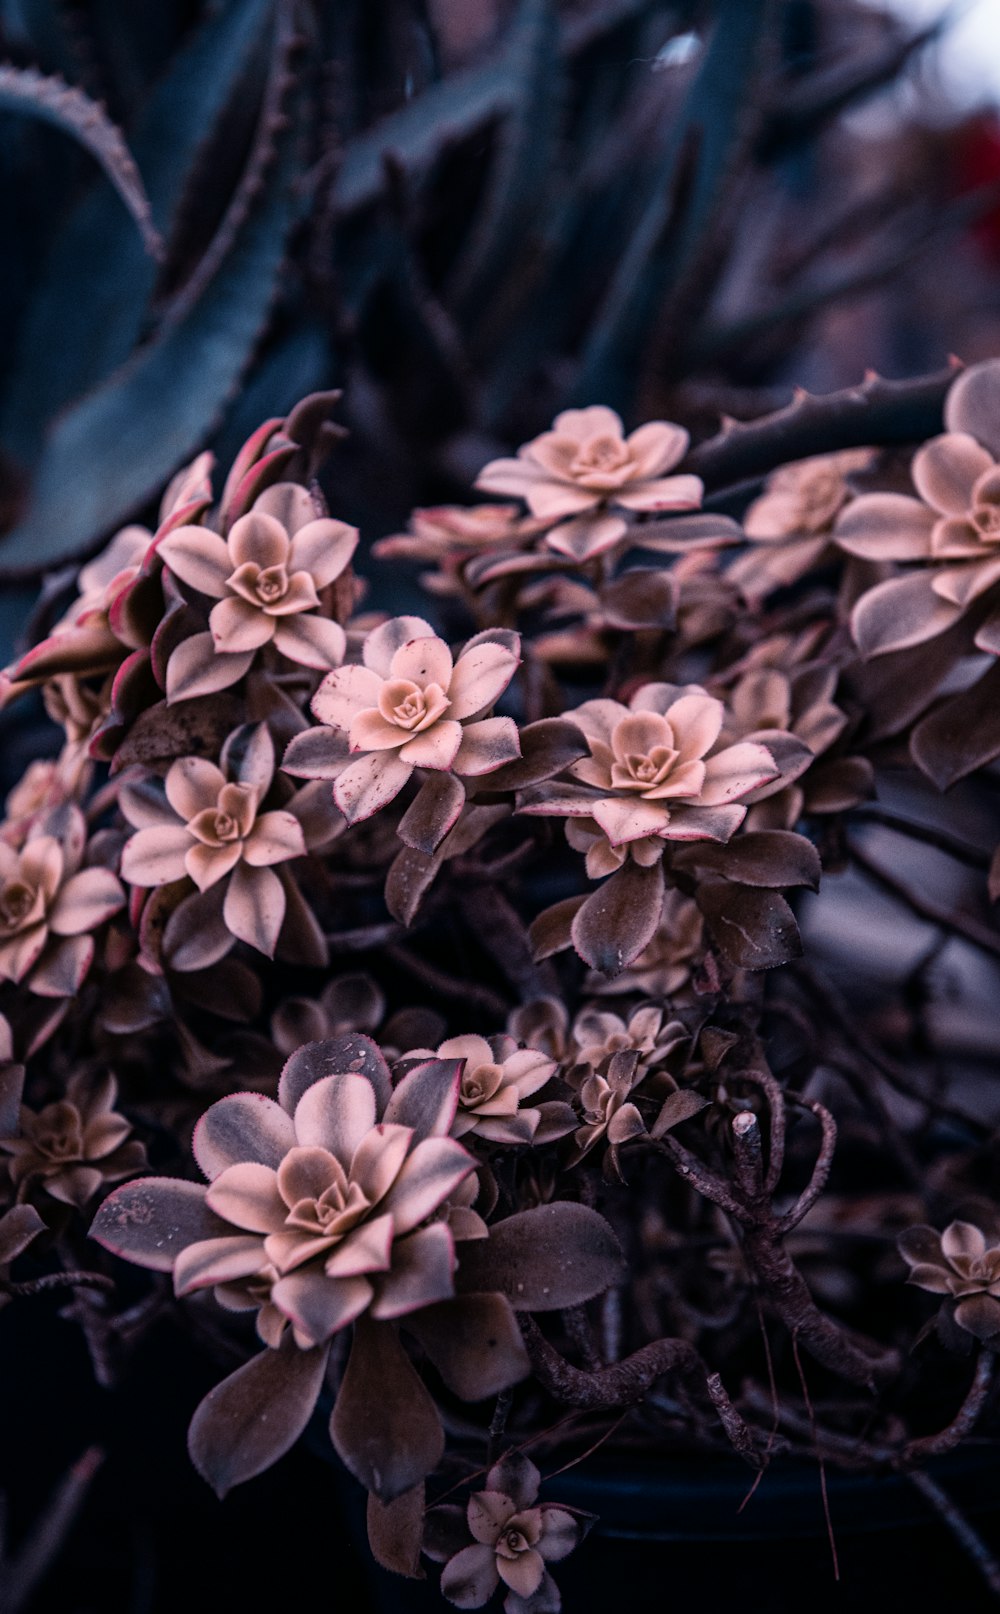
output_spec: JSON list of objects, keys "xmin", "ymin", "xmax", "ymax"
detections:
[
  {"xmin": 570, "ymin": 860, "xmax": 665, "ymax": 976},
  {"xmin": 330, "ymin": 1315, "xmax": 444, "ymax": 1501},
  {"xmin": 455, "ymin": 1204, "xmax": 624, "ymax": 1310},
  {"xmin": 188, "ymin": 1336, "xmax": 328, "ymax": 1498}
]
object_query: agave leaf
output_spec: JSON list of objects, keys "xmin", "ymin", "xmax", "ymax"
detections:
[
  {"xmin": 448, "ymin": 0, "xmax": 562, "ymax": 328},
  {"xmin": 574, "ymin": 0, "xmax": 771, "ymax": 409},
  {"xmin": 1, "ymin": 0, "xmax": 275, "ymax": 459},
  {"xmin": 332, "ymin": 0, "xmax": 654, "ymax": 215},
  {"xmin": 0, "ymin": 70, "xmax": 307, "ymax": 575},
  {"xmin": 0, "ymin": 63, "xmax": 160, "ymax": 255}
]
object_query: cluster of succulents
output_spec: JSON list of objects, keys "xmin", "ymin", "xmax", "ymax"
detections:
[{"xmin": 1, "ymin": 352, "xmax": 1000, "ymax": 1604}]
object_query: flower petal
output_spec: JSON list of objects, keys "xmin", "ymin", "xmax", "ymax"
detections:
[
  {"xmin": 851, "ymin": 571, "xmax": 960, "ymax": 657},
  {"xmin": 941, "ymin": 1221, "xmax": 988, "ymax": 1263},
  {"xmin": 270, "ymin": 1271, "xmax": 373, "ymax": 1345},
  {"xmin": 243, "ymin": 810, "xmax": 306, "ymax": 867},
  {"xmin": 363, "ymin": 616, "xmax": 435, "ymax": 677},
  {"xmin": 380, "ymin": 1137, "xmax": 474, "ymax": 1235},
  {"xmin": 912, "ymin": 433, "xmax": 995, "ymax": 515},
  {"xmin": 311, "ymin": 663, "xmax": 384, "ymax": 730},
  {"xmin": 287, "ymin": 518, "xmax": 358, "ymax": 586},
  {"xmin": 174, "ymin": 1234, "xmax": 267, "ymax": 1295},
  {"xmin": 48, "ymin": 866, "xmax": 124, "ymax": 934},
  {"xmin": 370, "ymin": 1222, "xmax": 456, "ymax": 1318},
  {"xmin": 389, "ymin": 635, "xmax": 454, "ymax": 690},
  {"xmin": 120, "ymin": 825, "xmax": 192, "ymax": 887},
  {"xmin": 166, "ymin": 635, "xmax": 253, "ymax": 703},
  {"xmin": 209, "ymin": 596, "xmax": 275, "ymax": 653},
  {"xmin": 834, "ymin": 493, "xmax": 935, "ymax": 560},
  {"xmin": 440, "ymin": 1543, "xmax": 501, "ymax": 1609},
  {"xmin": 699, "ymin": 741, "xmax": 778, "ymax": 805},
  {"xmin": 165, "ymin": 757, "xmax": 227, "ymax": 819},
  {"xmin": 615, "ymin": 473, "xmax": 702, "ymax": 511},
  {"xmin": 397, "ymin": 720, "xmax": 463, "ymax": 770}
]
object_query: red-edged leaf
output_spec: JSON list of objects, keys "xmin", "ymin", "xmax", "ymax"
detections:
[{"xmin": 90, "ymin": 1178, "xmax": 228, "ymax": 1271}]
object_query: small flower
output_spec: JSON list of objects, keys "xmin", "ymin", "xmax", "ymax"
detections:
[
  {"xmin": 159, "ymin": 483, "xmax": 357, "ymax": 700},
  {"xmin": 1, "ymin": 1071, "xmax": 145, "ymax": 1210},
  {"xmin": 119, "ymin": 724, "xmax": 306, "ymax": 957},
  {"xmin": 407, "ymin": 1034, "xmax": 573, "ymax": 1147},
  {"xmin": 519, "ymin": 683, "xmax": 778, "ymax": 877},
  {"xmin": 718, "ymin": 662, "xmax": 860, "ymax": 830},
  {"xmin": 0, "ymin": 808, "xmax": 125, "ymax": 995},
  {"xmin": 286, "ymin": 616, "xmax": 521, "ymax": 823},
  {"xmin": 424, "ymin": 1452, "xmax": 594, "ymax": 1614},
  {"xmin": 898, "ymin": 1220, "xmax": 1000, "ymax": 1341},
  {"xmin": 476, "ymin": 406, "xmax": 702, "ymax": 561}
]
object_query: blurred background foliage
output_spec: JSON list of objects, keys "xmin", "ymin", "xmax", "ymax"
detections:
[{"xmin": 1, "ymin": 0, "xmax": 1000, "ymax": 586}]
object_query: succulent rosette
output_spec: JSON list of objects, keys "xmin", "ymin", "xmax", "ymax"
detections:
[
  {"xmin": 519, "ymin": 682, "xmax": 779, "ymax": 877},
  {"xmin": 476, "ymin": 406, "xmax": 702, "ymax": 561},
  {"xmin": 424, "ymin": 1452, "xmax": 595, "ymax": 1613},
  {"xmin": 158, "ymin": 481, "xmax": 358, "ymax": 701},
  {"xmin": 835, "ymin": 359, "xmax": 1000, "ymax": 656},
  {"xmin": 119, "ymin": 723, "xmax": 314, "ymax": 959},
  {"xmin": 0, "ymin": 804, "xmax": 124, "ymax": 996},
  {"xmin": 898, "ymin": 1221, "xmax": 1000, "ymax": 1342},
  {"xmin": 283, "ymin": 616, "xmax": 522, "ymax": 824},
  {"xmin": 406, "ymin": 1033, "xmax": 575, "ymax": 1147},
  {"xmin": 91, "ymin": 1035, "xmax": 622, "ymax": 1502},
  {"xmin": 0, "ymin": 1068, "xmax": 144, "ymax": 1209}
]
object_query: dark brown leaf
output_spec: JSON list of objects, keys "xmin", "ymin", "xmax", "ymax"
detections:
[
  {"xmin": 367, "ymin": 1484, "xmax": 426, "ymax": 1579},
  {"xmin": 188, "ymin": 1337, "xmax": 328, "ymax": 1498},
  {"xmin": 404, "ymin": 1292, "xmax": 530, "ymax": 1399},
  {"xmin": 385, "ymin": 845, "xmax": 439, "ymax": 926},
  {"xmin": 650, "ymin": 1088, "xmax": 710, "ymax": 1140},
  {"xmin": 910, "ymin": 661, "xmax": 1000, "ymax": 790},
  {"xmin": 330, "ymin": 1316, "xmax": 444, "ymax": 1501},
  {"xmin": 0, "ymin": 1203, "xmax": 45, "ymax": 1265},
  {"xmin": 697, "ymin": 882, "xmax": 802, "ymax": 970},
  {"xmin": 675, "ymin": 830, "xmax": 821, "ymax": 890},
  {"xmin": 484, "ymin": 719, "xmax": 588, "ymax": 792},
  {"xmin": 598, "ymin": 569, "xmax": 676, "ymax": 630},
  {"xmin": 529, "ymin": 895, "xmax": 585, "ymax": 961},
  {"xmin": 455, "ymin": 1204, "xmax": 624, "ymax": 1310},
  {"xmin": 113, "ymin": 693, "xmax": 244, "ymax": 770},
  {"xmin": 398, "ymin": 775, "xmax": 466, "ymax": 855},
  {"xmin": 570, "ymin": 861, "xmax": 664, "ymax": 976}
]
